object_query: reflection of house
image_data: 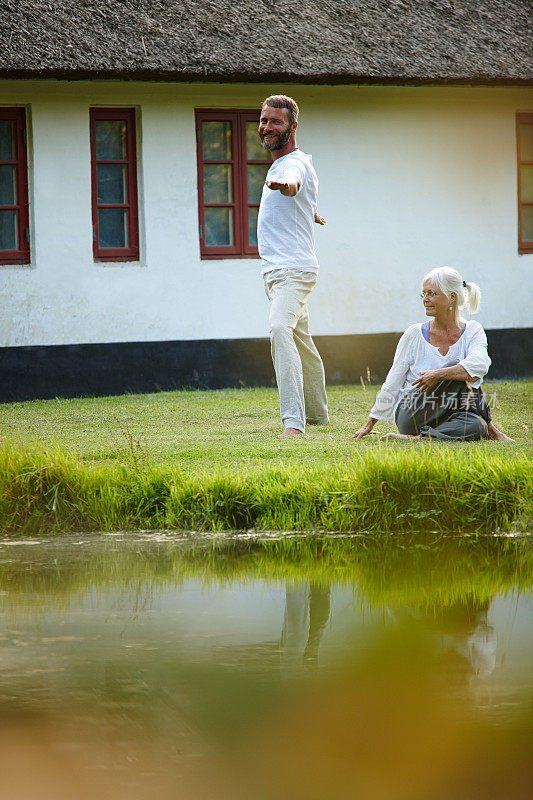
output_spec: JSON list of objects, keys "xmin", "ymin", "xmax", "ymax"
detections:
[{"xmin": 1, "ymin": 1, "xmax": 532, "ymax": 401}]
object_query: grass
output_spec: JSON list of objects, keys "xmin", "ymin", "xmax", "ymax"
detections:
[
  {"xmin": 0, "ymin": 381, "xmax": 531, "ymax": 534},
  {"xmin": 2, "ymin": 381, "xmax": 531, "ymax": 470}
]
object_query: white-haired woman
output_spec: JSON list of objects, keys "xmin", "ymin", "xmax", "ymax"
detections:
[{"xmin": 353, "ymin": 267, "xmax": 512, "ymax": 442}]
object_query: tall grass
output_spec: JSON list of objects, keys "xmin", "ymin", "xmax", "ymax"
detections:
[{"xmin": 0, "ymin": 442, "xmax": 530, "ymax": 535}]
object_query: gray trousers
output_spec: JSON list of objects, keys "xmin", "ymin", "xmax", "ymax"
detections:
[
  {"xmin": 395, "ymin": 380, "xmax": 491, "ymax": 441},
  {"xmin": 263, "ymin": 268, "xmax": 329, "ymax": 432}
]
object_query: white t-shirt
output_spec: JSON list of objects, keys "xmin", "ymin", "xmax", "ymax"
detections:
[
  {"xmin": 257, "ymin": 149, "xmax": 319, "ymax": 273},
  {"xmin": 369, "ymin": 320, "xmax": 492, "ymax": 422}
]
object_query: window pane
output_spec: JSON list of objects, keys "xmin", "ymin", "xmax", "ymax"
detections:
[
  {"xmin": 95, "ymin": 120, "xmax": 127, "ymax": 160},
  {"xmin": 246, "ymin": 121, "xmax": 264, "ymax": 160},
  {"xmin": 520, "ymin": 165, "xmax": 533, "ymax": 203},
  {"xmin": 0, "ymin": 120, "xmax": 15, "ymax": 161},
  {"xmin": 518, "ymin": 124, "xmax": 533, "ymax": 161},
  {"xmin": 203, "ymin": 164, "xmax": 232, "ymax": 204},
  {"xmin": 97, "ymin": 164, "xmax": 127, "ymax": 204},
  {"xmin": 98, "ymin": 209, "xmax": 127, "ymax": 248},
  {"xmin": 205, "ymin": 207, "xmax": 233, "ymax": 246},
  {"xmin": 202, "ymin": 121, "xmax": 231, "ymax": 160},
  {"xmin": 0, "ymin": 209, "xmax": 17, "ymax": 250},
  {"xmin": 247, "ymin": 164, "xmax": 268, "ymax": 204},
  {"xmin": 248, "ymin": 206, "xmax": 259, "ymax": 247},
  {"xmin": 0, "ymin": 165, "xmax": 16, "ymax": 205},
  {"xmin": 521, "ymin": 205, "xmax": 533, "ymax": 242}
]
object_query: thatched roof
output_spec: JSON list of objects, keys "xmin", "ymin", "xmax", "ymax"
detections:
[{"xmin": 0, "ymin": 0, "xmax": 531, "ymax": 85}]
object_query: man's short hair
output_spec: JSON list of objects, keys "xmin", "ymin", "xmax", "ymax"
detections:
[{"xmin": 262, "ymin": 95, "xmax": 299, "ymax": 126}]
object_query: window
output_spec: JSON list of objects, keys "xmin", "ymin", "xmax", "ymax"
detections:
[
  {"xmin": 517, "ymin": 112, "xmax": 533, "ymax": 254},
  {"xmin": 0, "ymin": 108, "xmax": 30, "ymax": 264},
  {"xmin": 195, "ymin": 110, "xmax": 270, "ymax": 258},
  {"xmin": 90, "ymin": 108, "xmax": 139, "ymax": 261}
]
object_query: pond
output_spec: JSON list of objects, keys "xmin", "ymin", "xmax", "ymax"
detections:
[{"xmin": 0, "ymin": 532, "xmax": 531, "ymax": 800}]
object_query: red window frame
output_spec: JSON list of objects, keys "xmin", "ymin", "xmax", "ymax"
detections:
[
  {"xmin": 90, "ymin": 108, "xmax": 139, "ymax": 261},
  {"xmin": 517, "ymin": 112, "xmax": 533, "ymax": 254},
  {"xmin": 0, "ymin": 107, "xmax": 30, "ymax": 265},
  {"xmin": 195, "ymin": 109, "xmax": 270, "ymax": 259}
]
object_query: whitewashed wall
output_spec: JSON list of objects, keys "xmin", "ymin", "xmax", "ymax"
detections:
[{"xmin": 0, "ymin": 80, "xmax": 532, "ymax": 347}]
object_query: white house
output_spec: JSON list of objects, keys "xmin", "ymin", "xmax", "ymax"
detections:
[{"xmin": 0, "ymin": 0, "xmax": 532, "ymax": 401}]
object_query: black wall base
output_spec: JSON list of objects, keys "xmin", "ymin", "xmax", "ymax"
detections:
[{"xmin": 1, "ymin": 328, "xmax": 531, "ymax": 403}]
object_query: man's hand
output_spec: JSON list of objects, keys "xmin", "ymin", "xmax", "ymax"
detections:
[
  {"xmin": 266, "ymin": 179, "xmax": 299, "ymax": 197},
  {"xmin": 314, "ymin": 211, "xmax": 326, "ymax": 225},
  {"xmin": 412, "ymin": 369, "xmax": 443, "ymax": 392}
]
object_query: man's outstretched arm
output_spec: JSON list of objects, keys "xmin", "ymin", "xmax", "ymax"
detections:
[
  {"xmin": 266, "ymin": 180, "xmax": 325, "ymax": 223},
  {"xmin": 266, "ymin": 178, "xmax": 300, "ymax": 197}
]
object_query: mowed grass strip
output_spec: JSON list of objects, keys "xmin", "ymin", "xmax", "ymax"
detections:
[
  {"xmin": 1, "ymin": 381, "xmax": 531, "ymax": 471},
  {"xmin": 0, "ymin": 381, "xmax": 531, "ymax": 534}
]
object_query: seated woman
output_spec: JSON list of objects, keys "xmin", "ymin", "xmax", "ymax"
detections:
[{"xmin": 353, "ymin": 267, "xmax": 512, "ymax": 442}]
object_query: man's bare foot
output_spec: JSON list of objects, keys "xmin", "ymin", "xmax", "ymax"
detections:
[
  {"xmin": 380, "ymin": 432, "xmax": 420, "ymax": 441},
  {"xmin": 279, "ymin": 427, "xmax": 304, "ymax": 438},
  {"xmin": 487, "ymin": 422, "xmax": 514, "ymax": 442}
]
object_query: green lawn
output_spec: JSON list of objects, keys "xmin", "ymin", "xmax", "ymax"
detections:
[
  {"xmin": 1, "ymin": 381, "xmax": 531, "ymax": 472},
  {"xmin": 0, "ymin": 381, "xmax": 531, "ymax": 535}
]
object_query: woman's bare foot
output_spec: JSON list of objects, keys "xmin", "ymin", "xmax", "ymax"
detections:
[
  {"xmin": 380, "ymin": 432, "xmax": 420, "ymax": 441},
  {"xmin": 279, "ymin": 427, "xmax": 304, "ymax": 438},
  {"xmin": 486, "ymin": 422, "xmax": 514, "ymax": 442}
]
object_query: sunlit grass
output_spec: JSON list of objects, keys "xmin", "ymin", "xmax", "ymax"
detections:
[
  {"xmin": 1, "ymin": 381, "xmax": 531, "ymax": 471},
  {"xmin": 0, "ymin": 381, "xmax": 531, "ymax": 534},
  {"xmin": 0, "ymin": 442, "xmax": 530, "ymax": 535}
]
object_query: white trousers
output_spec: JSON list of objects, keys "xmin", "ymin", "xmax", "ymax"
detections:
[{"xmin": 263, "ymin": 268, "xmax": 329, "ymax": 432}]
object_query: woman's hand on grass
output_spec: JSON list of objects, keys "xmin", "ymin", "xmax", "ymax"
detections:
[
  {"xmin": 412, "ymin": 369, "xmax": 443, "ymax": 392},
  {"xmin": 353, "ymin": 418, "xmax": 377, "ymax": 439}
]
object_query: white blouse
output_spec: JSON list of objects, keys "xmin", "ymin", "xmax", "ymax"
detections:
[{"xmin": 370, "ymin": 320, "xmax": 492, "ymax": 422}]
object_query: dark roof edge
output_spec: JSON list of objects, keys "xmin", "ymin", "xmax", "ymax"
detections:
[{"xmin": 1, "ymin": 69, "xmax": 532, "ymax": 87}]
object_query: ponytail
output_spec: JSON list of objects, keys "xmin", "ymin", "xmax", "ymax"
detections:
[
  {"xmin": 423, "ymin": 266, "xmax": 482, "ymax": 322},
  {"xmin": 463, "ymin": 281, "xmax": 481, "ymax": 314}
]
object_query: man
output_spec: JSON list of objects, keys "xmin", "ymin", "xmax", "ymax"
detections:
[{"xmin": 257, "ymin": 95, "xmax": 329, "ymax": 438}]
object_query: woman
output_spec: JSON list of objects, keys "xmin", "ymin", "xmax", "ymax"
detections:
[{"xmin": 353, "ymin": 267, "xmax": 512, "ymax": 442}]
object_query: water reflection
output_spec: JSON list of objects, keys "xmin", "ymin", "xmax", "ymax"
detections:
[
  {"xmin": 391, "ymin": 596, "xmax": 497, "ymax": 690},
  {"xmin": 431, "ymin": 598, "xmax": 497, "ymax": 682},
  {"xmin": 0, "ymin": 533, "xmax": 531, "ymax": 799},
  {"xmin": 281, "ymin": 583, "xmax": 331, "ymax": 668}
]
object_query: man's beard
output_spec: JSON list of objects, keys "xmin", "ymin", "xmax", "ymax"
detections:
[{"xmin": 260, "ymin": 127, "xmax": 291, "ymax": 151}]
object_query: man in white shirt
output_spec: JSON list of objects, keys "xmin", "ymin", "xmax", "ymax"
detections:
[{"xmin": 257, "ymin": 95, "xmax": 329, "ymax": 437}]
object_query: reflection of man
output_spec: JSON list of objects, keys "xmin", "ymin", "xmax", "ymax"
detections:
[
  {"xmin": 257, "ymin": 95, "xmax": 329, "ymax": 437},
  {"xmin": 280, "ymin": 582, "xmax": 331, "ymax": 668}
]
